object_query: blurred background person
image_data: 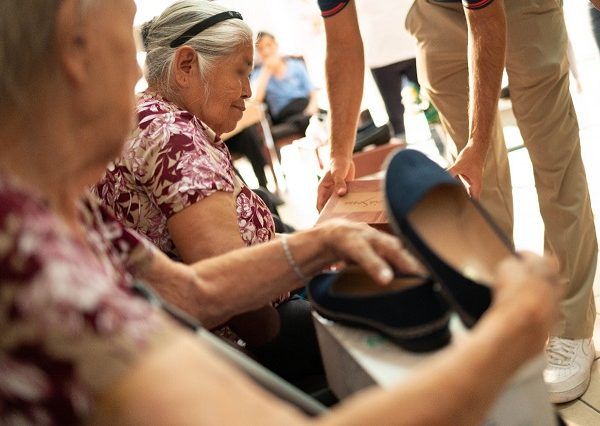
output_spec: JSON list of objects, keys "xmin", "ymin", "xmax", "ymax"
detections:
[{"xmin": 253, "ymin": 31, "xmax": 320, "ymax": 135}]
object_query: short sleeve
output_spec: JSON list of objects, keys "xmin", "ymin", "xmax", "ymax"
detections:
[
  {"xmin": 135, "ymin": 117, "xmax": 235, "ymax": 219},
  {"xmin": 90, "ymin": 195, "xmax": 156, "ymax": 274},
  {"xmin": 318, "ymin": 0, "xmax": 351, "ymax": 17},
  {"xmin": 462, "ymin": 0, "xmax": 495, "ymax": 9},
  {"xmin": 0, "ymin": 194, "xmax": 174, "ymax": 423},
  {"xmin": 294, "ymin": 60, "xmax": 315, "ymax": 93}
]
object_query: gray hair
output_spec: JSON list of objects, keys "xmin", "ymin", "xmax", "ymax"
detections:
[
  {"xmin": 0, "ymin": 0, "xmax": 95, "ymax": 112},
  {"xmin": 140, "ymin": 0, "xmax": 252, "ymax": 99}
]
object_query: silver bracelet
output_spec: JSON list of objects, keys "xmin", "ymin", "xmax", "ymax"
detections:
[{"xmin": 280, "ymin": 234, "xmax": 309, "ymax": 284}]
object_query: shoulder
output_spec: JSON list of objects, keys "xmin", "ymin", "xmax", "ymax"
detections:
[
  {"xmin": 128, "ymin": 94, "xmax": 215, "ymax": 160},
  {"xmin": 0, "ymin": 181, "xmax": 95, "ymax": 313},
  {"xmin": 135, "ymin": 92, "xmax": 198, "ymax": 143},
  {"xmin": 317, "ymin": 0, "xmax": 351, "ymax": 17}
]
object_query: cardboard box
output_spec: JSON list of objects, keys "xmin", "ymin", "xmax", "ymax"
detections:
[
  {"xmin": 353, "ymin": 139, "xmax": 405, "ymax": 179},
  {"xmin": 316, "ymin": 179, "xmax": 391, "ymax": 233}
]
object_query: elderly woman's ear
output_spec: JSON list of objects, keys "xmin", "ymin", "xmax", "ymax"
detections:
[
  {"xmin": 54, "ymin": 0, "xmax": 93, "ymax": 86},
  {"xmin": 173, "ymin": 46, "xmax": 200, "ymax": 88}
]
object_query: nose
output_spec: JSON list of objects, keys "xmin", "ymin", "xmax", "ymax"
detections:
[{"xmin": 241, "ymin": 76, "xmax": 252, "ymax": 99}]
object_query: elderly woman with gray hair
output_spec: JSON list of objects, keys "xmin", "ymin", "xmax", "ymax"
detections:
[
  {"xmin": 94, "ymin": 0, "xmax": 322, "ymax": 380},
  {"xmin": 0, "ymin": 0, "xmax": 564, "ymax": 424}
]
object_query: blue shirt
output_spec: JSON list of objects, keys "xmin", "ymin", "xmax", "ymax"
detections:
[
  {"xmin": 317, "ymin": 0, "xmax": 494, "ymax": 17},
  {"xmin": 253, "ymin": 59, "xmax": 315, "ymax": 118}
]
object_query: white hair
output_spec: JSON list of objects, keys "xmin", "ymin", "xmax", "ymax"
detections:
[
  {"xmin": 140, "ymin": 0, "xmax": 252, "ymax": 99},
  {"xmin": 0, "ymin": 0, "xmax": 95, "ymax": 112}
]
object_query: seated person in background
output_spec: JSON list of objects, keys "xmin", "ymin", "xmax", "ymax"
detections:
[
  {"xmin": 253, "ymin": 31, "xmax": 319, "ymax": 134},
  {"xmin": 0, "ymin": 0, "xmax": 562, "ymax": 423},
  {"xmin": 95, "ymin": 1, "xmax": 313, "ymax": 379},
  {"xmin": 226, "ymin": 126, "xmax": 270, "ymax": 190}
]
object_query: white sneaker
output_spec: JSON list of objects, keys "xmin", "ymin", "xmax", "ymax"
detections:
[{"xmin": 544, "ymin": 337, "xmax": 595, "ymax": 403}]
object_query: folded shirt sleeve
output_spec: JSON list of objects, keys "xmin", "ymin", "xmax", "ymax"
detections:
[
  {"xmin": 137, "ymin": 118, "xmax": 235, "ymax": 219},
  {"xmin": 462, "ymin": 0, "xmax": 495, "ymax": 10},
  {"xmin": 317, "ymin": 0, "xmax": 351, "ymax": 17}
]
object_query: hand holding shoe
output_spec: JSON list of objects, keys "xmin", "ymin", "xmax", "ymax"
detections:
[
  {"xmin": 487, "ymin": 252, "xmax": 562, "ymax": 362},
  {"xmin": 315, "ymin": 219, "xmax": 424, "ymax": 285}
]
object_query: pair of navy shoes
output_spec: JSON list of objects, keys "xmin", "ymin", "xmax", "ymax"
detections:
[{"xmin": 307, "ymin": 149, "xmax": 515, "ymax": 352}]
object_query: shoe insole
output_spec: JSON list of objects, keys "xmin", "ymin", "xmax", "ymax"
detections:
[
  {"xmin": 331, "ymin": 266, "xmax": 426, "ymax": 296},
  {"xmin": 408, "ymin": 185, "xmax": 513, "ymax": 286}
]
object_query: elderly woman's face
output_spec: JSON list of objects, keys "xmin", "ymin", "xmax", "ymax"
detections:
[{"xmin": 189, "ymin": 42, "xmax": 253, "ymax": 135}]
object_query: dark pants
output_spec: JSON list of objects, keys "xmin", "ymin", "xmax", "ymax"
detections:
[
  {"xmin": 249, "ymin": 296, "xmax": 324, "ymax": 383},
  {"xmin": 226, "ymin": 127, "xmax": 269, "ymax": 187},
  {"xmin": 272, "ymin": 97, "xmax": 311, "ymax": 134},
  {"xmin": 590, "ymin": 4, "xmax": 600, "ymax": 53},
  {"xmin": 370, "ymin": 57, "xmax": 419, "ymax": 136}
]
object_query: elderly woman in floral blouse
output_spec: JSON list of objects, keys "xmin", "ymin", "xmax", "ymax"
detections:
[
  {"xmin": 94, "ymin": 0, "xmax": 304, "ymax": 369},
  {"xmin": 0, "ymin": 0, "xmax": 563, "ymax": 424}
]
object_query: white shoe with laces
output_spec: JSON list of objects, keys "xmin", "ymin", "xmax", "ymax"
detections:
[{"xmin": 543, "ymin": 337, "xmax": 595, "ymax": 403}]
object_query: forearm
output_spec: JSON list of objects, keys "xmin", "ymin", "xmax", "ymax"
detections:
[
  {"xmin": 306, "ymin": 90, "xmax": 320, "ymax": 113},
  {"xmin": 324, "ymin": 2, "xmax": 364, "ymax": 161},
  {"xmin": 319, "ymin": 309, "xmax": 528, "ymax": 426},
  {"xmin": 191, "ymin": 227, "xmax": 335, "ymax": 327},
  {"xmin": 93, "ymin": 333, "xmax": 310, "ymax": 426},
  {"xmin": 252, "ymin": 68, "xmax": 271, "ymax": 104},
  {"xmin": 465, "ymin": 0, "xmax": 506, "ymax": 156}
]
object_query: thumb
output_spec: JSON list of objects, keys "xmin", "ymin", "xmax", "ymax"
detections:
[
  {"xmin": 447, "ymin": 163, "xmax": 459, "ymax": 177},
  {"xmin": 333, "ymin": 171, "xmax": 348, "ymax": 196}
]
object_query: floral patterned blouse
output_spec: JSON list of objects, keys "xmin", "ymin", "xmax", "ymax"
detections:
[
  {"xmin": 95, "ymin": 91, "xmax": 275, "ymax": 261},
  {"xmin": 0, "ymin": 172, "xmax": 175, "ymax": 424}
]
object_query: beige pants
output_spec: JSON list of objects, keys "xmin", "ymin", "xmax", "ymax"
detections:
[{"xmin": 406, "ymin": 0, "xmax": 597, "ymax": 338}]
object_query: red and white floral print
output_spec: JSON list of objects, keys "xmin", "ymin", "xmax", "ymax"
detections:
[
  {"xmin": 95, "ymin": 92, "xmax": 275, "ymax": 260},
  {"xmin": 0, "ymin": 173, "xmax": 170, "ymax": 424}
]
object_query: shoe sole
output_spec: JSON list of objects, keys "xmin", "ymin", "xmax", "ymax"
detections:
[
  {"xmin": 312, "ymin": 303, "xmax": 451, "ymax": 353},
  {"xmin": 548, "ymin": 375, "xmax": 592, "ymax": 404}
]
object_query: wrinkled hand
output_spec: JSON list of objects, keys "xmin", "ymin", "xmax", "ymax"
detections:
[
  {"xmin": 317, "ymin": 219, "xmax": 424, "ymax": 285},
  {"xmin": 316, "ymin": 156, "xmax": 355, "ymax": 212},
  {"xmin": 490, "ymin": 252, "xmax": 562, "ymax": 360},
  {"xmin": 448, "ymin": 143, "xmax": 486, "ymax": 199}
]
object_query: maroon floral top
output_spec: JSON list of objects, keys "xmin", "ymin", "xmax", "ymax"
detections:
[
  {"xmin": 0, "ymin": 172, "xmax": 174, "ymax": 424},
  {"xmin": 95, "ymin": 92, "xmax": 275, "ymax": 261}
]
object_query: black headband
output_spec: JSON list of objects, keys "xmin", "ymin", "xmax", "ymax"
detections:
[{"xmin": 169, "ymin": 11, "xmax": 243, "ymax": 48}]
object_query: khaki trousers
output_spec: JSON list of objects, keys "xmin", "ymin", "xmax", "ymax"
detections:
[{"xmin": 406, "ymin": 0, "xmax": 597, "ymax": 338}]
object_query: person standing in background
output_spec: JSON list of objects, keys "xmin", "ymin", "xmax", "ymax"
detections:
[
  {"xmin": 355, "ymin": 0, "xmax": 418, "ymax": 138},
  {"xmin": 316, "ymin": 0, "xmax": 597, "ymax": 403}
]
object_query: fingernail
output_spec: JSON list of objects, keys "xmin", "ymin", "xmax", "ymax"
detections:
[{"xmin": 379, "ymin": 268, "xmax": 393, "ymax": 283}]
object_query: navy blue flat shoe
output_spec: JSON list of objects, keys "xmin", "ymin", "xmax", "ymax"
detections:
[
  {"xmin": 384, "ymin": 149, "xmax": 514, "ymax": 327},
  {"xmin": 307, "ymin": 266, "xmax": 451, "ymax": 352}
]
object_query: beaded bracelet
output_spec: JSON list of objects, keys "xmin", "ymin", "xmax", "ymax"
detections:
[{"xmin": 280, "ymin": 234, "xmax": 309, "ymax": 284}]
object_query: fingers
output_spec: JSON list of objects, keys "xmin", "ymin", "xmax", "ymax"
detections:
[
  {"xmin": 347, "ymin": 240, "xmax": 395, "ymax": 285},
  {"xmin": 493, "ymin": 252, "xmax": 561, "ymax": 334},
  {"xmin": 332, "ymin": 171, "xmax": 348, "ymax": 197},
  {"xmin": 324, "ymin": 220, "xmax": 423, "ymax": 285},
  {"xmin": 316, "ymin": 173, "xmax": 335, "ymax": 212},
  {"xmin": 316, "ymin": 160, "xmax": 354, "ymax": 211}
]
